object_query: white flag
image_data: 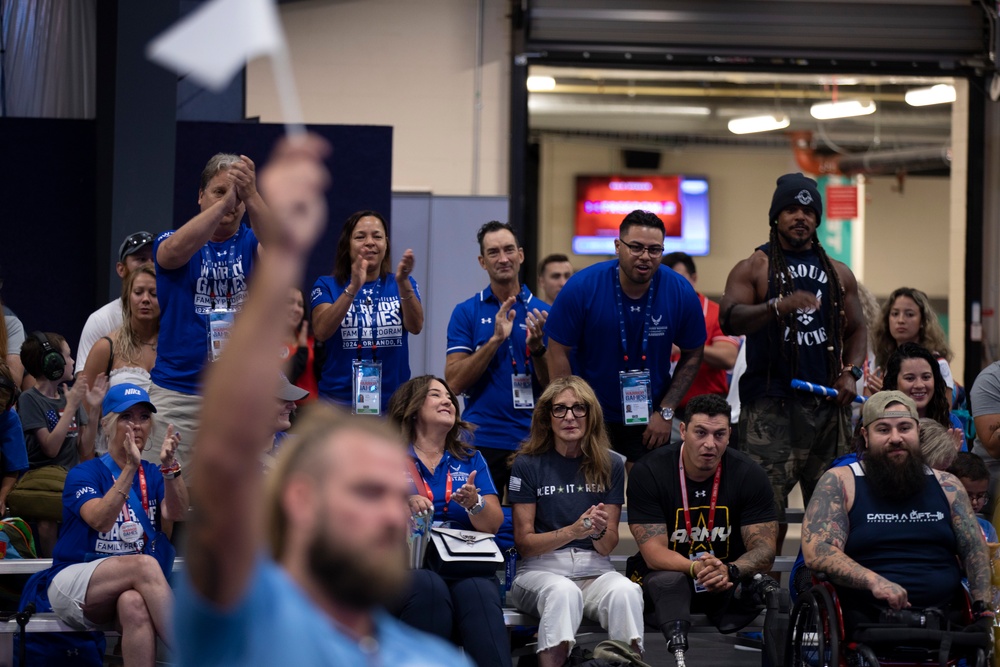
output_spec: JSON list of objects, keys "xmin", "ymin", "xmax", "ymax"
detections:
[{"xmin": 147, "ymin": 0, "xmax": 283, "ymax": 92}]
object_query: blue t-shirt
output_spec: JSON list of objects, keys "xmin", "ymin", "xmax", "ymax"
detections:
[
  {"xmin": 545, "ymin": 260, "xmax": 706, "ymax": 424},
  {"xmin": 53, "ymin": 457, "xmax": 165, "ymax": 572},
  {"xmin": 407, "ymin": 446, "xmax": 498, "ymax": 531},
  {"xmin": 151, "ymin": 224, "xmax": 259, "ymax": 394},
  {"xmin": 175, "ymin": 558, "xmax": 474, "ymax": 667},
  {"xmin": 978, "ymin": 517, "xmax": 997, "ymax": 543},
  {"xmin": 446, "ymin": 284, "xmax": 550, "ymax": 451},
  {"xmin": 0, "ymin": 410, "xmax": 29, "ymax": 474},
  {"xmin": 311, "ymin": 273, "xmax": 420, "ymax": 406}
]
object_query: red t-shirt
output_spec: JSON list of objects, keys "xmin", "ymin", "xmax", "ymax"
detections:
[{"xmin": 673, "ymin": 294, "xmax": 740, "ymax": 408}]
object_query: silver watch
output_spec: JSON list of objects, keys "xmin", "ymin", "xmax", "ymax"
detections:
[
  {"xmin": 467, "ymin": 494, "xmax": 486, "ymax": 516},
  {"xmin": 659, "ymin": 406, "xmax": 675, "ymax": 422}
]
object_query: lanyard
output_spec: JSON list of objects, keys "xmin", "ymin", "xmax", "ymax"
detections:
[
  {"xmin": 613, "ymin": 261, "xmax": 655, "ymax": 370},
  {"xmin": 408, "ymin": 456, "xmax": 453, "ymax": 513},
  {"xmin": 353, "ymin": 277, "xmax": 385, "ymax": 361},
  {"xmin": 678, "ymin": 447, "xmax": 722, "ymax": 547},
  {"xmin": 502, "ymin": 296, "xmax": 532, "ymax": 377}
]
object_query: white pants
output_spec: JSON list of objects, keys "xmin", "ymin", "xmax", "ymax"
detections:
[{"xmin": 510, "ymin": 549, "xmax": 644, "ymax": 653}]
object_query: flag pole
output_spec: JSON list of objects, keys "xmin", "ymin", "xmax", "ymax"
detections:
[{"xmin": 269, "ymin": 42, "xmax": 307, "ymax": 138}]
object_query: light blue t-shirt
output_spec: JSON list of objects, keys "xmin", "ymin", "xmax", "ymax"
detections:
[
  {"xmin": 175, "ymin": 558, "xmax": 473, "ymax": 667},
  {"xmin": 151, "ymin": 224, "xmax": 258, "ymax": 395},
  {"xmin": 545, "ymin": 260, "xmax": 706, "ymax": 424},
  {"xmin": 446, "ymin": 284, "xmax": 549, "ymax": 451}
]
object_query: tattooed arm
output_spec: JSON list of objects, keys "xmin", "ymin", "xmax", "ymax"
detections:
[
  {"xmin": 733, "ymin": 521, "xmax": 777, "ymax": 576},
  {"xmin": 630, "ymin": 523, "xmax": 696, "ymax": 573},
  {"xmin": 801, "ymin": 469, "xmax": 910, "ymax": 610},
  {"xmin": 937, "ymin": 471, "xmax": 992, "ymax": 603}
]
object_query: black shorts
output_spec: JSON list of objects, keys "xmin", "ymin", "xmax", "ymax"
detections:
[{"xmin": 604, "ymin": 420, "xmax": 651, "ymax": 463}]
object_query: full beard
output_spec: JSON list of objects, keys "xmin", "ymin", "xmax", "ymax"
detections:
[
  {"xmin": 863, "ymin": 447, "xmax": 927, "ymax": 499},
  {"xmin": 307, "ymin": 521, "xmax": 411, "ymax": 610},
  {"xmin": 778, "ymin": 228, "xmax": 812, "ymax": 249}
]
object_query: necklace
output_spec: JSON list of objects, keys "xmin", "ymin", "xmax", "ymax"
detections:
[
  {"xmin": 141, "ymin": 340, "xmax": 157, "ymax": 352},
  {"xmin": 413, "ymin": 445, "xmax": 444, "ymax": 471}
]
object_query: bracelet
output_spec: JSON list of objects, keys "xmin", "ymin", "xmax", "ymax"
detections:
[
  {"xmin": 769, "ymin": 296, "xmax": 782, "ymax": 319},
  {"xmin": 589, "ymin": 527, "xmax": 607, "ymax": 540},
  {"xmin": 161, "ymin": 465, "xmax": 182, "ymax": 480},
  {"xmin": 344, "ymin": 287, "xmax": 356, "ymax": 298},
  {"xmin": 399, "ymin": 293, "xmax": 415, "ymax": 301},
  {"xmin": 115, "ymin": 488, "xmax": 128, "ymax": 501},
  {"xmin": 689, "ymin": 561, "xmax": 697, "ymax": 578}
]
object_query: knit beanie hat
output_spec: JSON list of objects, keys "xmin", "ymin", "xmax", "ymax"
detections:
[{"xmin": 768, "ymin": 173, "xmax": 823, "ymax": 225}]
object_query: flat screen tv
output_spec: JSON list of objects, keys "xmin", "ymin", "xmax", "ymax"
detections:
[{"xmin": 573, "ymin": 175, "xmax": 710, "ymax": 256}]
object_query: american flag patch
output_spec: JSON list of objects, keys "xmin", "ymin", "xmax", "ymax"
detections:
[
  {"xmin": 45, "ymin": 410, "xmax": 59, "ymax": 431},
  {"xmin": 509, "ymin": 476, "xmax": 522, "ymax": 492}
]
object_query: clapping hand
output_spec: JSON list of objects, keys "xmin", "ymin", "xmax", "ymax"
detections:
[
  {"xmin": 525, "ymin": 309, "xmax": 547, "ymax": 352},
  {"xmin": 453, "ymin": 470, "xmax": 480, "ymax": 509},
  {"xmin": 492, "ymin": 296, "xmax": 517, "ymax": 343},
  {"xmin": 159, "ymin": 424, "xmax": 181, "ymax": 466},
  {"xmin": 122, "ymin": 422, "xmax": 143, "ymax": 469},
  {"xmin": 83, "ymin": 373, "xmax": 109, "ymax": 413}
]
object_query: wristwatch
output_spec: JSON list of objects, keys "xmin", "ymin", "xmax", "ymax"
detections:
[
  {"xmin": 467, "ymin": 494, "xmax": 486, "ymax": 516},
  {"xmin": 842, "ymin": 365, "xmax": 863, "ymax": 381},
  {"xmin": 727, "ymin": 562, "xmax": 742, "ymax": 584},
  {"xmin": 659, "ymin": 406, "xmax": 675, "ymax": 422}
]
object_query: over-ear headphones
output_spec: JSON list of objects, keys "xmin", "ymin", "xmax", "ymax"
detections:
[
  {"xmin": 0, "ymin": 375, "xmax": 18, "ymax": 412},
  {"xmin": 32, "ymin": 332, "xmax": 65, "ymax": 382}
]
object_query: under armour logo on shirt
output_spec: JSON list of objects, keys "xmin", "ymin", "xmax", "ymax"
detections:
[
  {"xmin": 695, "ymin": 490, "xmax": 707, "ymax": 498},
  {"xmin": 363, "ymin": 288, "xmax": 374, "ymax": 296},
  {"xmin": 481, "ymin": 317, "xmax": 492, "ymax": 324},
  {"xmin": 630, "ymin": 306, "xmax": 641, "ymax": 313}
]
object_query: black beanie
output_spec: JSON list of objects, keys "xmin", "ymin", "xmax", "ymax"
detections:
[{"xmin": 768, "ymin": 173, "xmax": 822, "ymax": 225}]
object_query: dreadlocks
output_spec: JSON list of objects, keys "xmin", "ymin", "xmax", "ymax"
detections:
[{"xmin": 767, "ymin": 226, "xmax": 847, "ymax": 384}]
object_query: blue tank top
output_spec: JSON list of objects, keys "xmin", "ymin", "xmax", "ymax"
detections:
[
  {"xmin": 843, "ymin": 461, "xmax": 961, "ymax": 609},
  {"xmin": 740, "ymin": 243, "xmax": 837, "ymax": 400}
]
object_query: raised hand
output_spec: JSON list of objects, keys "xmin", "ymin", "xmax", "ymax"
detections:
[
  {"xmin": 159, "ymin": 424, "xmax": 181, "ymax": 467},
  {"xmin": 350, "ymin": 253, "xmax": 369, "ymax": 293},
  {"xmin": 258, "ymin": 135, "xmax": 331, "ymax": 256},
  {"xmin": 122, "ymin": 422, "xmax": 143, "ymax": 469},
  {"xmin": 492, "ymin": 296, "xmax": 517, "ymax": 344},
  {"xmin": 63, "ymin": 377, "xmax": 88, "ymax": 410},
  {"xmin": 230, "ymin": 155, "xmax": 259, "ymax": 202},
  {"xmin": 452, "ymin": 470, "xmax": 480, "ymax": 509},
  {"xmin": 84, "ymin": 373, "xmax": 109, "ymax": 412},
  {"xmin": 525, "ymin": 308, "xmax": 547, "ymax": 352},
  {"xmin": 396, "ymin": 249, "xmax": 415, "ymax": 284}
]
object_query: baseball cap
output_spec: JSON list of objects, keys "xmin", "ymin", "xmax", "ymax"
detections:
[
  {"xmin": 118, "ymin": 231, "xmax": 154, "ymax": 262},
  {"xmin": 102, "ymin": 383, "xmax": 157, "ymax": 417},
  {"xmin": 277, "ymin": 374, "xmax": 309, "ymax": 402},
  {"xmin": 862, "ymin": 390, "xmax": 919, "ymax": 427}
]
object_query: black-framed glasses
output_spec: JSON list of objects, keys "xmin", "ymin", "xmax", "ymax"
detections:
[
  {"xmin": 618, "ymin": 238, "xmax": 664, "ymax": 258},
  {"xmin": 969, "ymin": 492, "xmax": 990, "ymax": 504},
  {"xmin": 552, "ymin": 403, "xmax": 588, "ymax": 418}
]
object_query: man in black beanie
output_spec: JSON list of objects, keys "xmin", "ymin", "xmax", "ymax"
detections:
[{"xmin": 718, "ymin": 173, "xmax": 866, "ymax": 549}]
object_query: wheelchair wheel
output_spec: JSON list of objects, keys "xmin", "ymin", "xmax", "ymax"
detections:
[{"xmin": 788, "ymin": 585, "xmax": 840, "ymax": 667}]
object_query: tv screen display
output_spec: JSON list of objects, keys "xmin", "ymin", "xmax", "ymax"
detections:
[{"xmin": 573, "ymin": 175, "xmax": 710, "ymax": 256}]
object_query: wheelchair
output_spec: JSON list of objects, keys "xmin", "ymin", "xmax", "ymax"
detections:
[{"xmin": 787, "ymin": 580, "xmax": 992, "ymax": 667}]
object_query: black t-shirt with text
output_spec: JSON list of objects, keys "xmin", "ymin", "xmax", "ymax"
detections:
[{"xmin": 627, "ymin": 442, "xmax": 775, "ymax": 562}]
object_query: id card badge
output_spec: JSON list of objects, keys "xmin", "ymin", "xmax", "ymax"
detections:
[
  {"xmin": 512, "ymin": 374, "xmax": 535, "ymax": 410},
  {"xmin": 691, "ymin": 551, "xmax": 713, "ymax": 593},
  {"xmin": 352, "ymin": 360, "xmax": 383, "ymax": 415},
  {"xmin": 207, "ymin": 308, "xmax": 236, "ymax": 362},
  {"xmin": 619, "ymin": 370, "xmax": 651, "ymax": 425}
]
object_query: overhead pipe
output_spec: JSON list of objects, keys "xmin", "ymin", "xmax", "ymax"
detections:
[{"xmin": 789, "ymin": 130, "xmax": 951, "ymax": 176}]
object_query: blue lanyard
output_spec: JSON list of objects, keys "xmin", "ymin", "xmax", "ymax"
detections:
[
  {"xmin": 504, "ymin": 296, "xmax": 532, "ymax": 377},
  {"xmin": 353, "ymin": 277, "xmax": 385, "ymax": 361},
  {"xmin": 613, "ymin": 261, "xmax": 655, "ymax": 371}
]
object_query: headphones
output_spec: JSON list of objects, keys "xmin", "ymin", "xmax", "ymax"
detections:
[
  {"xmin": 0, "ymin": 375, "xmax": 17, "ymax": 412},
  {"xmin": 32, "ymin": 332, "xmax": 66, "ymax": 382}
]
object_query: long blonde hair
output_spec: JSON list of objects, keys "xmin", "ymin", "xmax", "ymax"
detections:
[
  {"xmin": 510, "ymin": 376, "xmax": 612, "ymax": 490},
  {"xmin": 873, "ymin": 287, "xmax": 952, "ymax": 369},
  {"xmin": 114, "ymin": 265, "xmax": 158, "ymax": 368}
]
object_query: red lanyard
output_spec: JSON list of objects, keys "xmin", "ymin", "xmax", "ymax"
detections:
[
  {"xmin": 121, "ymin": 466, "xmax": 150, "ymax": 516},
  {"xmin": 678, "ymin": 447, "xmax": 722, "ymax": 546},
  {"xmin": 408, "ymin": 458, "xmax": 453, "ymax": 513}
]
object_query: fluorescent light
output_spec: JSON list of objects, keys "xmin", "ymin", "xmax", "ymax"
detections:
[
  {"xmin": 810, "ymin": 99, "xmax": 876, "ymax": 120},
  {"xmin": 526, "ymin": 76, "xmax": 556, "ymax": 92},
  {"xmin": 905, "ymin": 84, "xmax": 956, "ymax": 107},
  {"xmin": 727, "ymin": 114, "xmax": 790, "ymax": 135}
]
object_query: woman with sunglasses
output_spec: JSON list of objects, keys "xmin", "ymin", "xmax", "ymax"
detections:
[{"xmin": 508, "ymin": 376, "xmax": 643, "ymax": 667}]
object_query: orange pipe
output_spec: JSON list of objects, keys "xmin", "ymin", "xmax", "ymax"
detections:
[{"xmin": 789, "ymin": 131, "xmax": 842, "ymax": 175}]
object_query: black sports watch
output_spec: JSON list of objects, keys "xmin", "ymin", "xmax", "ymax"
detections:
[
  {"xmin": 727, "ymin": 562, "xmax": 742, "ymax": 584},
  {"xmin": 843, "ymin": 365, "xmax": 863, "ymax": 381}
]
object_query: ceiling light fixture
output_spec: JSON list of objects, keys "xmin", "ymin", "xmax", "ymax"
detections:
[
  {"xmin": 727, "ymin": 114, "xmax": 790, "ymax": 135},
  {"xmin": 809, "ymin": 99, "xmax": 877, "ymax": 120},
  {"xmin": 526, "ymin": 76, "xmax": 556, "ymax": 92},
  {"xmin": 904, "ymin": 84, "xmax": 956, "ymax": 106}
]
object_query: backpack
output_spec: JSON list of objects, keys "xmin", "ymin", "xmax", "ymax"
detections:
[
  {"xmin": 1, "ymin": 518, "xmax": 37, "ymax": 559},
  {"xmin": 13, "ymin": 568, "xmax": 105, "ymax": 667}
]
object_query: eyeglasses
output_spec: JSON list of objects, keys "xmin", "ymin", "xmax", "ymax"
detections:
[
  {"xmin": 968, "ymin": 492, "xmax": 990, "ymax": 504},
  {"xmin": 618, "ymin": 238, "xmax": 664, "ymax": 258},
  {"xmin": 552, "ymin": 403, "xmax": 588, "ymax": 418}
]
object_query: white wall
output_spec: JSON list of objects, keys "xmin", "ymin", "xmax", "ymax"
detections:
[
  {"xmin": 536, "ymin": 136, "xmax": 952, "ymax": 301},
  {"xmin": 248, "ymin": 0, "xmax": 510, "ymax": 196}
]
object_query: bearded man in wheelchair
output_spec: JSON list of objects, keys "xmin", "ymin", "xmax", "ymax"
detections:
[{"xmin": 798, "ymin": 391, "xmax": 993, "ymax": 665}]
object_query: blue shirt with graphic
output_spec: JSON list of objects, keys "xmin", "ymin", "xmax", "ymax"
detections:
[
  {"xmin": 407, "ymin": 446, "xmax": 497, "ymax": 531},
  {"xmin": 151, "ymin": 224, "xmax": 258, "ymax": 395},
  {"xmin": 446, "ymin": 284, "xmax": 550, "ymax": 451},
  {"xmin": 175, "ymin": 557, "xmax": 474, "ymax": 667},
  {"xmin": 311, "ymin": 273, "xmax": 420, "ymax": 406},
  {"xmin": 53, "ymin": 458, "xmax": 164, "ymax": 573},
  {"xmin": 545, "ymin": 260, "xmax": 706, "ymax": 424}
]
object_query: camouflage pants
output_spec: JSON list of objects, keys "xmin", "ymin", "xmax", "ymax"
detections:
[{"xmin": 738, "ymin": 395, "xmax": 849, "ymax": 520}]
